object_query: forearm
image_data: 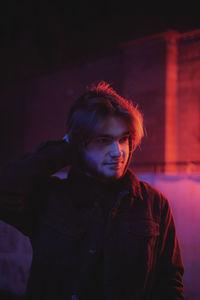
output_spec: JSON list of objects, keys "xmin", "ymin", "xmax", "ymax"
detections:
[
  {"xmin": 0, "ymin": 139, "xmax": 70, "ymax": 195},
  {"xmin": 152, "ymin": 246, "xmax": 184, "ymax": 300},
  {"xmin": 0, "ymin": 139, "xmax": 70, "ymax": 232}
]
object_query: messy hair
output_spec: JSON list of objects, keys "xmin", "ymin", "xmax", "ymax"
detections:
[{"xmin": 66, "ymin": 81, "xmax": 144, "ymax": 151}]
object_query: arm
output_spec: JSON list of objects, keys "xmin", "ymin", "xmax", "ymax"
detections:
[
  {"xmin": 0, "ymin": 139, "xmax": 71, "ymax": 233},
  {"xmin": 152, "ymin": 196, "xmax": 184, "ymax": 299}
]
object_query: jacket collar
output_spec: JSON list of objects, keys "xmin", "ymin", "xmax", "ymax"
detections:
[
  {"xmin": 67, "ymin": 167, "xmax": 144, "ymax": 205},
  {"xmin": 118, "ymin": 168, "xmax": 144, "ymax": 202}
]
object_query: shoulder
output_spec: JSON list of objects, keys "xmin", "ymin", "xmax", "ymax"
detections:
[
  {"xmin": 33, "ymin": 174, "xmax": 68, "ymax": 199},
  {"xmin": 140, "ymin": 179, "xmax": 169, "ymax": 203},
  {"xmin": 138, "ymin": 180, "xmax": 173, "ymax": 219},
  {"xmin": 127, "ymin": 169, "xmax": 167, "ymax": 202},
  {"xmin": 126, "ymin": 170, "xmax": 175, "ymax": 227},
  {"xmin": 139, "ymin": 180, "xmax": 165, "ymax": 199},
  {"xmin": 127, "ymin": 169, "xmax": 171, "ymax": 214}
]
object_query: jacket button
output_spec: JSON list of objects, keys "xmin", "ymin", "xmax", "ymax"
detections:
[
  {"xmin": 89, "ymin": 248, "xmax": 96, "ymax": 255},
  {"xmin": 72, "ymin": 295, "xmax": 79, "ymax": 300}
]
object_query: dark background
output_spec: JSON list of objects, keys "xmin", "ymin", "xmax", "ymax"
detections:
[
  {"xmin": 0, "ymin": 3, "xmax": 200, "ymax": 299},
  {"xmin": 1, "ymin": 1, "xmax": 200, "ymax": 88}
]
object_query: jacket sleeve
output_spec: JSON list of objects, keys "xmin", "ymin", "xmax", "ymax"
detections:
[
  {"xmin": 0, "ymin": 140, "xmax": 70, "ymax": 234},
  {"xmin": 152, "ymin": 195, "xmax": 184, "ymax": 300}
]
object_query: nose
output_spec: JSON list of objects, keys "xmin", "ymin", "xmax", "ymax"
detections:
[{"xmin": 110, "ymin": 141, "xmax": 121, "ymax": 157}]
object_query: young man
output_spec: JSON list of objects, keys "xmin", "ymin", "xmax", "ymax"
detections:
[{"xmin": 0, "ymin": 81, "xmax": 184, "ymax": 299}]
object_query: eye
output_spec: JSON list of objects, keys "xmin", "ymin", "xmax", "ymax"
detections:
[
  {"xmin": 95, "ymin": 137, "xmax": 111, "ymax": 144},
  {"xmin": 119, "ymin": 135, "xmax": 129, "ymax": 144}
]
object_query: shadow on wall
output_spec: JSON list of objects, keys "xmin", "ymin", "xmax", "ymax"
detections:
[{"xmin": 0, "ymin": 173, "xmax": 200, "ymax": 300}]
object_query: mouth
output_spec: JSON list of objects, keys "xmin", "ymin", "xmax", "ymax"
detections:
[
  {"xmin": 104, "ymin": 162, "xmax": 124, "ymax": 169},
  {"xmin": 105, "ymin": 161, "xmax": 123, "ymax": 164}
]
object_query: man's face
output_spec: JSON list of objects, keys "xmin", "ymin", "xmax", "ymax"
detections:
[{"xmin": 81, "ymin": 116, "xmax": 130, "ymax": 182}]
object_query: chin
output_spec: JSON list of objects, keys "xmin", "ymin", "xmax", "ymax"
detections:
[{"xmin": 100, "ymin": 171, "xmax": 123, "ymax": 182}]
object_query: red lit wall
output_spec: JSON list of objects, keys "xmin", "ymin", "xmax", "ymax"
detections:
[
  {"xmin": 122, "ymin": 37, "xmax": 166, "ymax": 167},
  {"xmin": 177, "ymin": 35, "xmax": 200, "ymax": 165},
  {"xmin": 1, "ymin": 30, "xmax": 200, "ymax": 171}
]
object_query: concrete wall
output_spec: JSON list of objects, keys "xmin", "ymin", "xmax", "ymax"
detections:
[
  {"xmin": 22, "ymin": 52, "xmax": 123, "ymax": 154},
  {"xmin": 177, "ymin": 35, "xmax": 200, "ymax": 165},
  {"xmin": 0, "ymin": 37, "xmax": 167, "ymax": 171},
  {"xmin": 1, "ymin": 31, "xmax": 200, "ymax": 170},
  {"xmin": 122, "ymin": 37, "xmax": 166, "ymax": 166},
  {"xmin": 0, "ymin": 82, "xmax": 27, "ymax": 163}
]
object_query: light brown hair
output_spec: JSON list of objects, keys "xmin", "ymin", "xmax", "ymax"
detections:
[{"xmin": 66, "ymin": 81, "xmax": 144, "ymax": 152}]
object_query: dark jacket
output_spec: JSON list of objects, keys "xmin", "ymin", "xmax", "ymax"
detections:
[{"xmin": 0, "ymin": 140, "xmax": 184, "ymax": 300}]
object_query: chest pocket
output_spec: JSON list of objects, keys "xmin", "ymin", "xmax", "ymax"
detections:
[
  {"xmin": 123, "ymin": 219, "xmax": 160, "ymax": 236},
  {"xmin": 44, "ymin": 217, "xmax": 86, "ymax": 237},
  {"xmin": 118, "ymin": 218, "xmax": 160, "ymax": 267},
  {"xmin": 34, "ymin": 213, "xmax": 87, "ymax": 268}
]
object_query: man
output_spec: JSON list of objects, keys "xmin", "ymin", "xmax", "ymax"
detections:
[{"xmin": 0, "ymin": 81, "xmax": 184, "ymax": 299}]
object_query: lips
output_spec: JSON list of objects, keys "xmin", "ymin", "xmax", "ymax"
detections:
[
  {"xmin": 104, "ymin": 161, "xmax": 123, "ymax": 165},
  {"xmin": 104, "ymin": 161, "xmax": 124, "ymax": 167}
]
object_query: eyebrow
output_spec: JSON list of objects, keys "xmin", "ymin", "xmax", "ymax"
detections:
[{"xmin": 96, "ymin": 131, "xmax": 130, "ymax": 139}]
